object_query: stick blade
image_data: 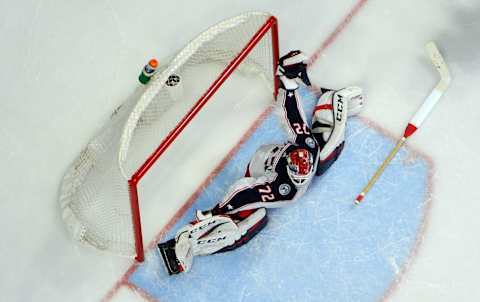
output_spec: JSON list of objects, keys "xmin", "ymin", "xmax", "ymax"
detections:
[{"xmin": 425, "ymin": 41, "xmax": 451, "ymax": 85}]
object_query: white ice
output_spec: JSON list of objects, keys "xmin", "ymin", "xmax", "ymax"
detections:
[{"xmin": 1, "ymin": 0, "xmax": 479, "ymax": 301}]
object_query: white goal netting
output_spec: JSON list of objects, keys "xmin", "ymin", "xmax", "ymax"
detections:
[{"xmin": 59, "ymin": 12, "xmax": 278, "ymax": 260}]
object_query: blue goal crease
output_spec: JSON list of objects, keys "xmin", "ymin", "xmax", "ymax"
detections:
[{"xmin": 129, "ymin": 87, "xmax": 431, "ymax": 302}]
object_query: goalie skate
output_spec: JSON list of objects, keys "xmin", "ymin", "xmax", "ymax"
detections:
[{"xmin": 157, "ymin": 239, "xmax": 183, "ymax": 275}]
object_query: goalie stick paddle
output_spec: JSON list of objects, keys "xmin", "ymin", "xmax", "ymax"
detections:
[{"xmin": 354, "ymin": 42, "xmax": 451, "ymax": 205}]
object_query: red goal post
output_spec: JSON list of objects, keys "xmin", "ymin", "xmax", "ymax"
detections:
[{"xmin": 59, "ymin": 12, "xmax": 279, "ymax": 262}]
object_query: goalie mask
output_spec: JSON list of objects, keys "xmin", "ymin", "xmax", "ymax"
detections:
[{"xmin": 286, "ymin": 148, "xmax": 314, "ymax": 186}]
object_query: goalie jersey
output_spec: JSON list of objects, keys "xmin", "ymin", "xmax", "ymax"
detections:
[{"xmin": 211, "ymin": 85, "xmax": 320, "ymax": 216}]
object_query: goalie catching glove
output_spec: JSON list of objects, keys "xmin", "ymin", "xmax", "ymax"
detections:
[
  {"xmin": 277, "ymin": 50, "xmax": 311, "ymax": 87},
  {"xmin": 158, "ymin": 208, "xmax": 267, "ymax": 275}
]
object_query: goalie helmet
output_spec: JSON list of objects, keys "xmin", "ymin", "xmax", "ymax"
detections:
[{"xmin": 286, "ymin": 148, "xmax": 314, "ymax": 186}]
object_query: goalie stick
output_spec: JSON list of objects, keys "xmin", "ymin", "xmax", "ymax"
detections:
[{"xmin": 355, "ymin": 41, "xmax": 451, "ymax": 205}]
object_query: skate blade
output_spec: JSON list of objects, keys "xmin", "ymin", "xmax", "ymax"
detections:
[{"xmin": 157, "ymin": 241, "xmax": 182, "ymax": 275}]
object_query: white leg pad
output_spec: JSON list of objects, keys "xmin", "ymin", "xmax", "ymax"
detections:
[
  {"xmin": 173, "ymin": 209, "xmax": 267, "ymax": 272},
  {"xmin": 237, "ymin": 208, "xmax": 267, "ymax": 235},
  {"xmin": 344, "ymin": 86, "xmax": 365, "ymax": 117}
]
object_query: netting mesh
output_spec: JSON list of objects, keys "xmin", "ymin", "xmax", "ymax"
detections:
[{"xmin": 59, "ymin": 12, "xmax": 277, "ymax": 258}]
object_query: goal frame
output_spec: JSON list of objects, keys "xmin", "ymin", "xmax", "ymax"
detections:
[{"xmin": 128, "ymin": 15, "xmax": 279, "ymax": 262}]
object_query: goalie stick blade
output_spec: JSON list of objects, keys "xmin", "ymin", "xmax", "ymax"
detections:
[
  {"xmin": 157, "ymin": 239, "xmax": 183, "ymax": 275},
  {"xmin": 425, "ymin": 41, "xmax": 451, "ymax": 86},
  {"xmin": 409, "ymin": 42, "xmax": 451, "ymax": 129}
]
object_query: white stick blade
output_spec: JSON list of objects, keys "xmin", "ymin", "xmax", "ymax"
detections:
[{"xmin": 425, "ymin": 41, "xmax": 451, "ymax": 85}]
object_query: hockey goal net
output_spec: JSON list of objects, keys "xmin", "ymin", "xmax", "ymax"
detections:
[{"xmin": 59, "ymin": 12, "xmax": 279, "ymax": 261}]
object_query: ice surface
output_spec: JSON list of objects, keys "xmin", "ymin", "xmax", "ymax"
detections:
[{"xmin": 129, "ymin": 88, "xmax": 431, "ymax": 302}]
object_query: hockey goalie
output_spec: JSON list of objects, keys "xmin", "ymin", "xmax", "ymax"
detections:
[{"xmin": 158, "ymin": 50, "xmax": 365, "ymax": 275}]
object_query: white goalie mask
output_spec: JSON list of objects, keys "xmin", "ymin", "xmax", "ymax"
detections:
[{"xmin": 286, "ymin": 148, "xmax": 314, "ymax": 186}]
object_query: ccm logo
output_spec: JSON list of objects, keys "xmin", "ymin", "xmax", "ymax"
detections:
[
  {"xmin": 198, "ymin": 236, "xmax": 227, "ymax": 245},
  {"xmin": 191, "ymin": 220, "xmax": 217, "ymax": 234},
  {"xmin": 336, "ymin": 95, "xmax": 344, "ymax": 122}
]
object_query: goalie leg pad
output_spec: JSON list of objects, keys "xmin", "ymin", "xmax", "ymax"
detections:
[
  {"xmin": 158, "ymin": 209, "xmax": 268, "ymax": 274},
  {"xmin": 157, "ymin": 216, "xmax": 238, "ymax": 274},
  {"xmin": 191, "ymin": 209, "xmax": 267, "ymax": 255},
  {"xmin": 312, "ymin": 89, "xmax": 348, "ymax": 175},
  {"xmin": 215, "ymin": 208, "xmax": 268, "ymax": 253},
  {"xmin": 191, "ymin": 215, "xmax": 241, "ymax": 256},
  {"xmin": 312, "ymin": 86, "xmax": 364, "ymax": 176},
  {"xmin": 312, "ymin": 89, "xmax": 348, "ymax": 157},
  {"xmin": 315, "ymin": 141, "xmax": 345, "ymax": 176}
]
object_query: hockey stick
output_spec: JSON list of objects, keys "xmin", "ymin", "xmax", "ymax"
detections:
[{"xmin": 354, "ymin": 42, "xmax": 451, "ymax": 205}]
